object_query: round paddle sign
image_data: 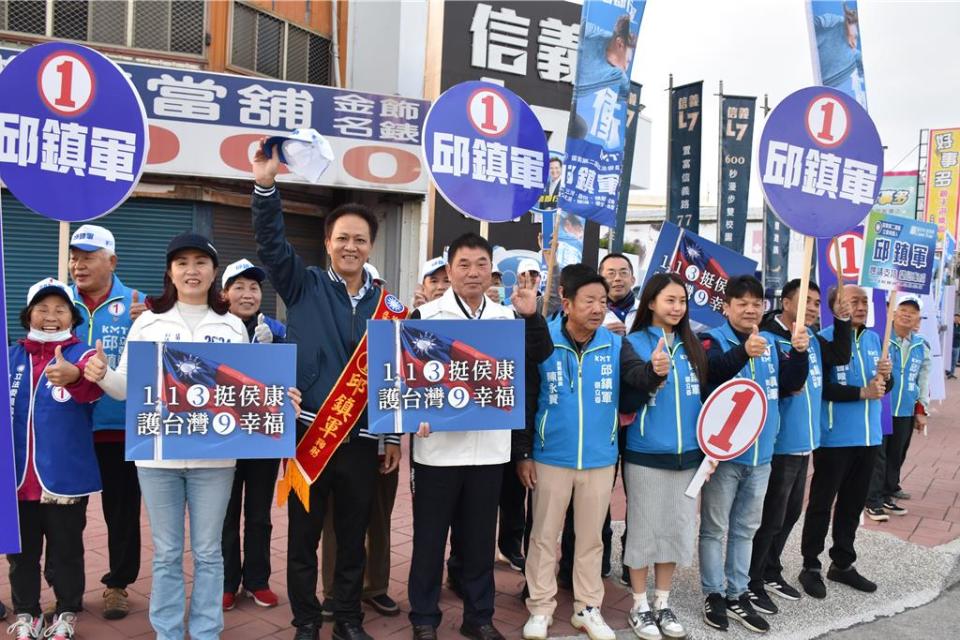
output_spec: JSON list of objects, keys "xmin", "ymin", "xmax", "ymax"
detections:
[{"xmin": 697, "ymin": 378, "xmax": 768, "ymax": 461}]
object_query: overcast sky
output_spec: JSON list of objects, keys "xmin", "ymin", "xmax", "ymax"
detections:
[{"xmin": 630, "ymin": 0, "xmax": 960, "ymax": 206}]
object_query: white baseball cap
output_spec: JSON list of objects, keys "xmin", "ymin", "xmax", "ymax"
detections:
[
  {"xmin": 264, "ymin": 128, "xmax": 334, "ymax": 184},
  {"xmin": 27, "ymin": 278, "xmax": 75, "ymax": 307},
  {"xmin": 221, "ymin": 258, "xmax": 266, "ymax": 290},
  {"xmin": 419, "ymin": 256, "xmax": 447, "ymax": 282},
  {"xmin": 898, "ymin": 294, "xmax": 923, "ymax": 312},
  {"xmin": 70, "ymin": 225, "xmax": 115, "ymax": 254},
  {"xmin": 517, "ymin": 258, "xmax": 542, "ymax": 276}
]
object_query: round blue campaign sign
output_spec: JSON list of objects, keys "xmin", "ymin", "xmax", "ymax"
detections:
[
  {"xmin": 758, "ymin": 86, "xmax": 883, "ymax": 239},
  {"xmin": 0, "ymin": 42, "xmax": 148, "ymax": 222},
  {"xmin": 422, "ymin": 81, "xmax": 548, "ymax": 223}
]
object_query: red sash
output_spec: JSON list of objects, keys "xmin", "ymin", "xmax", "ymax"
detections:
[{"xmin": 277, "ymin": 288, "xmax": 407, "ymax": 510}]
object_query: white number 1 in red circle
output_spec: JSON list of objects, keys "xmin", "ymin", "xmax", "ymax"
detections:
[
  {"xmin": 39, "ymin": 52, "xmax": 95, "ymax": 116},
  {"xmin": 707, "ymin": 388, "xmax": 754, "ymax": 452}
]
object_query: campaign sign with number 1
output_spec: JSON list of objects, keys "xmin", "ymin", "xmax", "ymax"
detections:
[
  {"xmin": 125, "ymin": 342, "xmax": 296, "ymax": 461},
  {"xmin": 0, "ymin": 41, "xmax": 148, "ymax": 221},
  {"xmin": 422, "ymin": 81, "xmax": 549, "ymax": 222},
  {"xmin": 686, "ymin": 378, "xmax": 768, "ymax": 497}
]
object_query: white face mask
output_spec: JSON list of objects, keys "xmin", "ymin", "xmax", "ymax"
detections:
[{"xmin": 27, "ymin": 329, "xmax": 73, "ymax": 343}]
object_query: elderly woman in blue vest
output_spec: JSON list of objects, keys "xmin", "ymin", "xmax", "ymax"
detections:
[
  {"xmin": 218, "ymin": 258, "xmax": 286, "ymax": 611},
  {"xmin": 514, "ymin": 267, "xmax": 667, "ymax": 640},
  {"xmin": 85, "ymin": 233, "xmax": 301, "ymax": 640},
  {"xmin": 6, "ymin": 279, "xmax": 105, "ymax": 640},
  {"xmin": 698, "ymin": 275, "xmax": 809, "ymax": 634},
  {"xmin": 865, "ymin": 295, "xmax": 930, "ymax": 520},
  {"xmin": 67, "ymin": 224, "xmax": 144, "ymax": 621},
  {"xmin": 799, "ymin": 284, "xmax": 891, "ymax": 601},
  {"xmin": 746, "ymin": 279, "xmax": 852, "ymax": 615},
  {"xmin": 618, "ymin": 273, "xmax": 709, "ymax": 640}
]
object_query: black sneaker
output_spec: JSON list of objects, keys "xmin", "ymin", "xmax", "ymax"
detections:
[
  {"xmin": 726, "ymin": 595, "xmax": 770, "ymax": 633},
  {"xmin": 798, "ymin": 569, "xmax": 827, "ymax": 599},
  {"xmin": 702, "ymin": 593, "xmax": 728, "ymax": 631},
  {"xmin": 865, "ymin": 507, "xmax": 889, "ymax": 522},
  {"xmin": 363, "ymin": 593, "xmax": 400, "ymax": 616},
  {"xmin": 746, "ymin": 585, "xmax": 778, "ymax": 615},
  {"xmin": 883, "ymin": 501, "xmax": 908, "ymax": 516},
  {"xmin": 618, "ymin": 563, "xmax": 631, "ymax": 587},
  {"xmin": 764, "ymin": 578, "xmax": 801, "ymax": 601},
  {"xmin": 827, "ymin": 564, "xmax": 877, "ymax": 593},
  {"xmin": 892, "ymin": 490, "xmax": 911, "ymax": 500}
]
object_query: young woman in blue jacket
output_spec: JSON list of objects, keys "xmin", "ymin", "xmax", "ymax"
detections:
[{"xmin": 622, "ymin": 273, "xmax": 710, "ymax": 640}]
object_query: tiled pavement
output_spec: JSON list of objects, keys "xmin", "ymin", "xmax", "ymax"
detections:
[{"xmin": 2, "ymin": 378, "xmax": 959, "ymax": 639}]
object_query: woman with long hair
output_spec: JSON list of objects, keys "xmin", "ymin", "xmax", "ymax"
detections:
[
  {"xmin": 621, "ymin": 273, "xmax": 709, "ymax": 640},
  {"xmin": 85, "ymin": 233, "xmax": 299, "ymax": 640}
]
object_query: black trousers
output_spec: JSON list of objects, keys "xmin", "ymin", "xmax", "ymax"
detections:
[
  {"xmin": 866, "ymin": 417, "xmax": 914, "ymax": 508},
  {"xmin": 94, "ymin": 441, "xmax": 141, "ymax": 589},
  {"xmin": 749, "ymin": 454, "xmax": 809, "ymax": 585},
  {"xmin": 801, "ymin": 445, "xmax": 879, "ymax": 572},
  {"xmin": 9, "ymin": 499, "xmax": 88, "ymax": 616},
  {"xmin": 409, "ymin": 462, "xmax": 503, "ymax": 629},
  {"xmin": 497, "ymin": 460, "xmax": 527, "ymax": 558},
  {"xmin": 222, "ymin": 457, "xmax": 280, "ymax": 593},
  {"xmin": 287, "ymin": 437, "xmax": 379, "ymax": 628}
]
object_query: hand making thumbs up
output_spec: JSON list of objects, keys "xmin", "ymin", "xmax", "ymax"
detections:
[
  {"xmin": 253, "ymin": 313, "xmax": 274, "ymax": 343},
  {"xmin": 652, "ymin": 337, "xmax": 671, "ymax": 377},
  {"xmin": 83, "ymin": 339, "xmax": 109, "ymax": 383},
  {"xmin": 45, "ymin": 345, "xmax": 81, "ymax": 387},
  {"xmin": 745, "ymin": 325, "xmax": 768, "ymax": 357},
  {"xmin": 129, "ymin": 290, "xmax": 147, "ymax": 321}
]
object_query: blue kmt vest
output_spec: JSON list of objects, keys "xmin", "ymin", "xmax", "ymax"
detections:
[
  {"xmin": 71, "ymin": 275, "xmax": 137, "ymax": 431},
  {"xmin": 821, "ymin": 326, "xmax": 883, "ymax": 447},
  {"xmin": 706, "ymin": 322, "xmax": 781, "ymax": 466},
  {"xmin": 534, "ymin": 319, "xmax": 622, "ymax": 470},
  {"xmin": 773, "ymin": 327, "xmax": 824, "ymax": 454},
  {"xmin": 625, "ymin": 327, "xmax": 702, "ymax": 456},
  {"xmin": 9, "ymin": 342, "xmax": 102, "ymax": 497},
  {"xmin": 890, "ymin": 333, "xmax": 925, "ymax": 417}
]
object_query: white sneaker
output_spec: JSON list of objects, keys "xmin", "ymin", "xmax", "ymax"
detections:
[
  {"xmin": 522, "ymin": 614, "xmax": 553, "ymax": 640},
  {"xmin": 628, "ymin": 607, "xmax": 662, "ymax": 640},
  {"xmin": 6, "ymin": 614, "xmax": 44, "ymax": 640},
  {"xmin": 571, "ymin": 607, "xmax": 616, "ymax": 640}
]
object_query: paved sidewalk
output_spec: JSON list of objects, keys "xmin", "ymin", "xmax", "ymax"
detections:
[{"xmin": 1, "ymin": 378, "xmax": 958, "ymax": 639}]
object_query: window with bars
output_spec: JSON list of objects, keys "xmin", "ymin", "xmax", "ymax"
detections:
[
  {"xmin": 230, "ymin": 2, "xmax": 331, "ymax": 86},
  {"xmin": 0, "ymin": 0, "xmax": 205, "ymax": 56}
]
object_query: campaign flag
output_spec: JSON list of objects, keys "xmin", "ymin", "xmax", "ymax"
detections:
[
  {"xmin": 923, "ymin": 128, "xmax": 960, "ymax": 241},
  {"xmin": 718, "ymin": 96, "xmax": 757, "ymax": 251},
  {"xmin": 860, "ymin": 213, "xmax": 937, "ymax": 295},
  {"xmin": 762, "ymin": 203, "xmax": 792, "ymax": 308},
  {"xmin": 871, "ymin": 171, "xmax": 919, "ymax": 220},
  {"xmin": 557, "ymin": 0, "xmax": 646, "ymax": 227},
  {"xmin": 808, "ymin": 0, "xmax": 867, "ymax": 107},
  {"xmin": 667, "ymin": 82, "xmax": 704, "ymax": 232},
  {"xmin": 644, "ymin": 221, "xmax": 757, "ymax": 328},
  {"xmin": 367, "ymin": 319, "xmax": 525, "ymax": 433},
  {"xmin": 125, "ymin": 342, "xmax": 297, "ymax": 461}
]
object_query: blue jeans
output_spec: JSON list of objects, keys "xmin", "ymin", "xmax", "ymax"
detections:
[
  {"xmin": 139, "ymin": 466, "xmax": 235, "ymax": 640},
  {"xmin": 699, "ymin": 461, "xmax": 771, "ymax": 599}
]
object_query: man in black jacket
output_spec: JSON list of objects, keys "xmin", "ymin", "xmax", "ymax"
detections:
[
  {"xmin": 252, "ymin": 142, "xmax": 400, "ymax": 640},
  {"xmin": 746, "ymin": 279, "xmax": 852, "ymax": 613}
]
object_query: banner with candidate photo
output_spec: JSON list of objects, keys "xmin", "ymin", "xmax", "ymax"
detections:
[
  {"xmin": 557, "ymin": 0, "xmax": 646, "ymax": 228},
  {"xmin": 667, "ymin": 81, "xmax": 704, "ymax": 233},
  {"xmin": 718, "ymin": 95, "xmax": 757, "ymax": 252},
  {"xmin": 125, "ymin": 342, "xmax": 297, "ymax": 461},
  {"xmin": 762, "ymin": 203, "xmax": 792, "ymax": 307},
  {"xmin": 643, "ymin": 221, "xmax": 757, "ymax": 328},
  {"xmin": 808, "ymin": 0, "xmax": 867, "ymax": 107},
  {"xmin": 366, "ymin": 320, "xmax": 525, "ymax": 433}
]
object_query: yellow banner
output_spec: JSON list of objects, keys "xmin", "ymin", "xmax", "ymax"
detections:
[{"xmin": 924, "ymin": 128, "xmax": 960, "ymax": 241}]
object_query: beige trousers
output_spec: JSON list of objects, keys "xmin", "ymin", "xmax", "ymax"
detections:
[{"xmin": 524, "ymin": 461, "xmax": 616, "ymax": 616}]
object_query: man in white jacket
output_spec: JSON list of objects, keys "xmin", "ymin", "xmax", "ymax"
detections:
[{"xmin": 406, "ymin": 233, "xmax": 546, "ymax": 640}]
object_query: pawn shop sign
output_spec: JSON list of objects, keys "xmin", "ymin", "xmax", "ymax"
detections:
[
  {"xmin": 422, "ymin": 81, "xmax": 549, "ymax": 223},
  {"xmin": 0, "ymin": 41, "xmax": 148, "ymax": 222},
  {"xmin": 758, "ymin": 86, "xmax": 883, "ymax": 239}
]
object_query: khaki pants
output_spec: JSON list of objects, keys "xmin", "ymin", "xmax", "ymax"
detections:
[
  {"xmin": 525, "ymin": 462, "xmax": 615, "ymax": 616},
  {"xmin": 322, "ymin": 467, "xmax": 399, "ymax": 599}
]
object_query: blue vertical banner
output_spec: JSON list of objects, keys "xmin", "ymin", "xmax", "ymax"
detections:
[
  {"xmin": 0, "ymin": 209, "xmax": 16, "ymax": 553},
  {"xmin": 762, "ymin": 203, "xmax": 792, "ymax": 309},
  {"xmin": 808, "ymin": 0, "xmax": 867, "ymax": 107},
  {"xmin": 667, "ymin": 81, "xmax": 704, "ymax": 233},
  {"xmin": 718, "ymin": 96, "xmax": 756, "ymax": 252},
  {"xmin": 558, "ymin": 0, "xmax": 646, "ymax": 228}
]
